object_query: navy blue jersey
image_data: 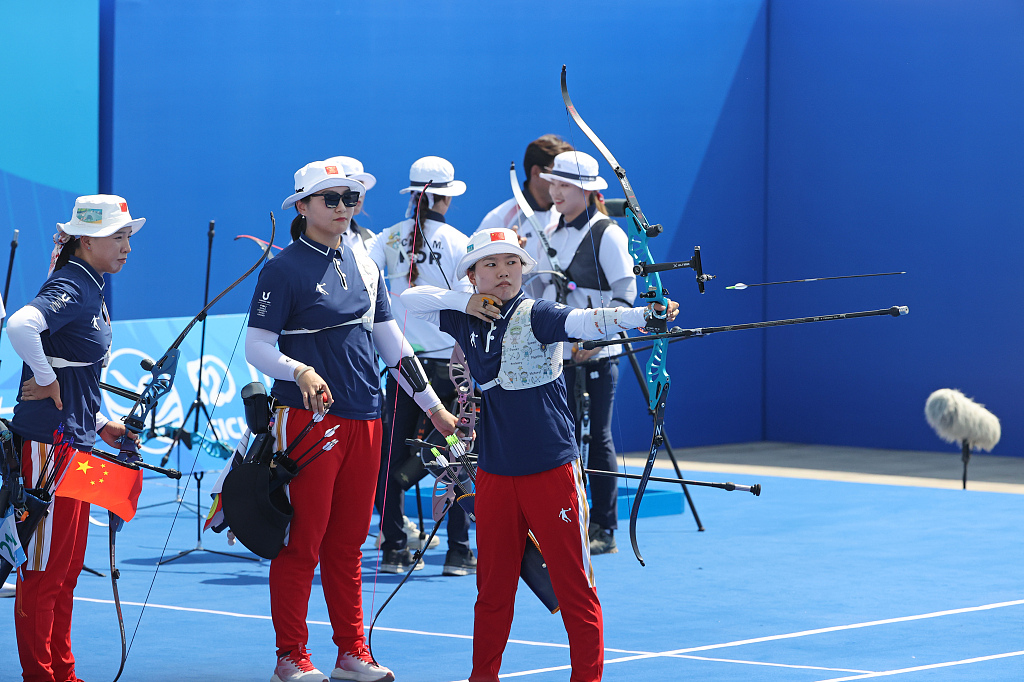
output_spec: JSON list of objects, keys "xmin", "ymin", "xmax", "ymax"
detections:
[
  {"xmin": 13, "ymin": 258, "xmax": 111, "ymax": 448},
  {"xmin": 440, "ymin": 292, "xmax": 577, "ymax": 476},
  {"xmin": 248, "ymin": 235, "xmax": 394, "ymax": 420}
]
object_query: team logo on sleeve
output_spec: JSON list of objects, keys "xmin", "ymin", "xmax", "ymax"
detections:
[
  {"xmin": 49, "ymin": 292, "xmax": 72, "ymax": 312},
  {"xmin": 92, "ymin": 315, "xmax": 101, "ymax": 331},
  {"xmin": 316, "ymin": 282, "xmax": 328, "ymax": 296},
  {"xmin": 256, "ymin": 291, "xmax": 271, "ymax": 318},
  {"xmin": 559, "ymin": 508, "xmax": 572, "ymax": 523}
]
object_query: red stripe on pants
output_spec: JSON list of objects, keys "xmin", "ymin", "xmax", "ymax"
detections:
[
  {"xmin": 269, "ymin": 409, "xmax": 382, "ymax": 654},
  {"xmin": 16, "ymin": 440, "xmax": 90, "ymax": 682},
  {"xmin": 472, "ymin": 463, "xmax": 604, "ymax": 682}
]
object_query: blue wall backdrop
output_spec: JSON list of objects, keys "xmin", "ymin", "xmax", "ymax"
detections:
[
  {"xmin": 104, "ymin": 0, "xmax": 768, "ymax": 454},
  {"xmin": 0, "ymin": 2, "xmax": 100, "ymax": 317},
  {"xmin": 1, "ymin": 1, "xmax": 1021, "ymax": 456},
  {"xmin": 765, "ymin": 0, "xmax": 1024, "ymax": 455}
]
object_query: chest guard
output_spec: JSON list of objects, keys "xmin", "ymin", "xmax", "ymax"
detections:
[
  {"xmin": 479, "ymin": 299, "xmax": 562, "ymax": 391},
  {"xmin": 351, "ymin": 248, "xmax": 379, "ymax": 331}
]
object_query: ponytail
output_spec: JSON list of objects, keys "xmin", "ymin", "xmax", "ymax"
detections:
[
  {"xmin": 407, "ymin": 191, "xmax": 429, "ymax": 285},
  {"xmin": 290, "ymin": 204, "xmax": 307, "ymax": 242},
  {"xmin": 52, "ymin": 238, "xmax": 80, "ymax": 273},
  {"xmin": 588, "ymin": 191, "xmax": 609, "ymax": 216}
]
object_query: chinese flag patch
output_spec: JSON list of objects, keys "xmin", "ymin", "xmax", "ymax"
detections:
[
  {"xmin": 119, "ymin": 202, "xmax": 128, "ymax": 212},
  {"xmin": 489, "ymin": 231, "xmax": 506, "ymax": 242},
  {"xmin": 325, "ymin": 166, "xmax": 339, "ymax": 175}
]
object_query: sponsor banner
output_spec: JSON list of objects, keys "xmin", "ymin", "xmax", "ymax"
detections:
[{"xmin": 0, "ymin": 313, "xmax": 271, "ymax": 469}]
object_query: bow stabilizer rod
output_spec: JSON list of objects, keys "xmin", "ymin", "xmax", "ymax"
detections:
[
  {"xmin": 583, "ymin": 305, "xmax": 909, "ymax": 350},
  {"xmin": 584, "ymin": 468, "xmax": 760, "ymax": 495}
]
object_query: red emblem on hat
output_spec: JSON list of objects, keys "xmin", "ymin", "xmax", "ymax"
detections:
[
  {"xmin": 489, "ymin": 231, "xmax": 506, "ymax": 242},
  {"xmin": 325, "ymin": 166, "xmax": 339, "ymax": 175},
  {"xmin": 120, "ymin": 202, "xmax": 128, "ymax": 212}
]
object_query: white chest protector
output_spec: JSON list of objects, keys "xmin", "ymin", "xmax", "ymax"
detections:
[
  {"xmin": 350, "ymin": 248, "xmax": 380, "ymax": 331},
  {"xmin": 478, "ymin": 299, "xmax": 563, "ymax": 391}
]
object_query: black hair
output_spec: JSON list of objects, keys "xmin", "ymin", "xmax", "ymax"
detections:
[
  {"xmin": 290, "ymin": 200, "xmax": 308, "ymax": 242},
  {"xmin": 52, "ymin": 238, "xmax": 81, "ymax": 272},
  {"xmin": 407, "ymin": 191, "xmax": 430, "ymax": 285}
]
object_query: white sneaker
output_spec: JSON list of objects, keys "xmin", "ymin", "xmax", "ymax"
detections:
[
  {"xmin": 332, "ymin": 643, "xmax": 394, "ymax": 682},
  {"xmin": 373, "ymin": 516, "xmax": 439, "ymax": 550},
  {"xmin": 271, "ymin": 646, "xmax": 328, "ymax": 682}
]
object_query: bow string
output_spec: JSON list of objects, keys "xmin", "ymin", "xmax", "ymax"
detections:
[
  {"xmin": 106, "ymin": 213, "xmax": 276, "ymax": 682},
  {"xmin": 561, "ymin": 65, "xmax": 714, "ymax": 566}
]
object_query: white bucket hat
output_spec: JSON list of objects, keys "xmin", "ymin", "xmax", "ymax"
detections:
[
  {"xmin": 58, "ymin": 194, "xmax": 145, "ymax": 237},
  {"xmin": 538, "ymin": 151, "xmax": 608, "ymax": 191},
  {"xmin": 282, "ymin": 160, "xmax": 366, "ymax": 209},
  {"xmin": 323, "ymin": 155, "xmax": 376, "ymax": 191},
  {"xmin": 398, "ymin": 156, "xmax": 467, "ymax": 196},
  {"xmin": 457, "ymin": 228, "xmax": 537, "ymax": 279}
]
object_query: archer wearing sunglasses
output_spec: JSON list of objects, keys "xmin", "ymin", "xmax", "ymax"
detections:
[
  {"xmin": 244, "ymin": 159, "xmax": 458, "ymax": 682},
  {"xmin": 312, "ymin": 188, "xmax": 360, "ymax": 209}
]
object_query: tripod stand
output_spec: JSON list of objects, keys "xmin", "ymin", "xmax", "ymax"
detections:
[
  {"xmin": 153, "ymin": 221, "xmax": 254, "ymax": 564},
  {"xmin": 157, "ymin": 470, "xmax": 259, "ymax": 565},
  {"xmin": 162, "ymin": 220, "xmax": 222, "ymax": 467}
]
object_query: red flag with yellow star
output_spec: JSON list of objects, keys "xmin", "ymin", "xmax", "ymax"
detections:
[{"xmin": 54, "ymin": 450, "xmax": 143, "ymax": 521}]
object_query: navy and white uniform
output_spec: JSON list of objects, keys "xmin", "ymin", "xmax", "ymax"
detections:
[
  {"xmin": 401, "ymin": 286, "xmax": 650, "ymax": 682},
  {"xmin": 250, "ymin": 234, "xmax": 392, "ymax": 419},
  {"xmin": 12, "ymin": 257, "xmax": 111, "ymax": 447},
  {"xmin": 8, "ymin": 256, "xmax": 111, "ymax": 682},
  {"xmin": 246, "ymin": 233, "xmax": 441, "ymax": 657}
]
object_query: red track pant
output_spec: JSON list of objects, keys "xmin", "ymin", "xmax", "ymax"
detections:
[
  {"xmin": 16, "ymin": 439, "xmax": 90, "ymax": 682},
  {"xmin": 471, "ymin": 461, "xmax": 604, "ymax": 682},
  {"xmin": 269, "ymin": 408, "xmax": 382, "ymax": 655}
]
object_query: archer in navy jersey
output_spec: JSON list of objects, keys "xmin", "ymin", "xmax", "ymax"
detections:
[{"xmin": 401, "ymin": 227, "xmax": 678, "ymax": 682}]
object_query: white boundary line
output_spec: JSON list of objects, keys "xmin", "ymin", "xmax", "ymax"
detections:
[
  {"xmin": 75, "ymin": 596, "xmax": 1024, "ymax": 680},
  {"xmin": 449, "ymin": 598, "xmax": 1024, "ymax": 680},
  {"xmin": 813, "ymin": 650, "xmax": 1024, "ymax": 681}
]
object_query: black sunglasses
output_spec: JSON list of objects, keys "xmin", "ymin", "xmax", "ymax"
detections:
[{"xmin": 310, "ymin": 190, "xmax": 361, "ymax": 208}]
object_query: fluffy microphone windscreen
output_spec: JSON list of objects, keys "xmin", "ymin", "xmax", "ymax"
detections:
[{"xmin": 925, "ymin": 389, "xmax": 1001, "ymax": 451}]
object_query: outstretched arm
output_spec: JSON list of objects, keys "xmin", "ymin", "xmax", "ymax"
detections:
[
  {"xmin": 399, "ymin": 285, "xmax": 472, "ymax": 324},
  {"xmin": 565, "ymin": 299, "xmax": 679, "ymax": 340}
]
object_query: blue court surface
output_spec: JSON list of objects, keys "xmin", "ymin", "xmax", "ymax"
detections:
[{"xmin": 3, "ymin": 456, "xmax": 1023, "ymax": 682}]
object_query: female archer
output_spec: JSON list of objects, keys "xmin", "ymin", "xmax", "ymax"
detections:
[
  {"xmin": 8, "ymin": 195, "xmax": 142, "ymax": 682},
  {"xmin": 244, "ymin": 159, "xmax": 457, "ymax": 682},
  {"xmin": 401, "ymin": 227, "xmax": 677, "ymax": 682}
]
